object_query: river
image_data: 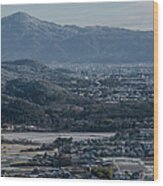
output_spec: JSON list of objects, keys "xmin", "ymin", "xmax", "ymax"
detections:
[{"xmin": 2, "ymin": 132, "xmax": 115, "ymax": 144}]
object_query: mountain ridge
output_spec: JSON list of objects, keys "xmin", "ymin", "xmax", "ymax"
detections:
[
  {"xmin": 2, "ymin": 12, "xmax": 154, "ymax": 64},
  {"xmin": 2, "ymin": 12, "xmax": 154, "ymax": 31}
]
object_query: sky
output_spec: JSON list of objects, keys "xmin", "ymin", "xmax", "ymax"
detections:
[{"xmin": 1, "ymin": 1, "xmax": 154, "ymax": 30}]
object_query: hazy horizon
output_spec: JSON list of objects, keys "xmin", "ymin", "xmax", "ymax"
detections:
[{"xmin": 1, "ymin": 1, "xmax": 154, "ymax": 31}]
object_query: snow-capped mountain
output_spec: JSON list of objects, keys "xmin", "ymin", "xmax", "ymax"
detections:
[{"xmin": 2, "ymin": 12, "xmax": 154, "ymax": 64}]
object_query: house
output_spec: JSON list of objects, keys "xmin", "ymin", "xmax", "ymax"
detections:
[{"xmin": 2, "ymin": 123, "xmax": 14, "ymax": 131}]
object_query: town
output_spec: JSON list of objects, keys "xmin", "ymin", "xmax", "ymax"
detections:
[{"xmin": 1, "ymin": 63, "xmax": 154, "ymax": 180}]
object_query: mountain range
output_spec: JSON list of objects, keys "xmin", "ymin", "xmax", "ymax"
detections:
[{"xmin": 2, "ymin": 12, "xmax": 154, "ymax": 64}]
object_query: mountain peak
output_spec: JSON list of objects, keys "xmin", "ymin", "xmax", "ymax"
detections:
[
  {"xmin": 11, "ymin": 11, "xmax": 31, "ymax": 17},
  {"xmin": 2, "ymin": 11, "xmax": 38, "ymax": 24}
]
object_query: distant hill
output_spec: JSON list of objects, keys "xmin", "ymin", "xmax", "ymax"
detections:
[
  {"xmin": 2, "ymin": 12, "xmax": 154, "ymax": 64},
  {"xmin": 2, "ymin": 59, "xmax": 153, "ymax": 132},
  {"xmin": 1, "ymin": 59, "xmax": 87, "ymax": 130}
]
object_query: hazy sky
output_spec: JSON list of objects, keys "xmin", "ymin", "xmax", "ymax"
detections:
[{"xmin": 1, "ymin": 1, "xmax": 154, "ymax": 30}]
